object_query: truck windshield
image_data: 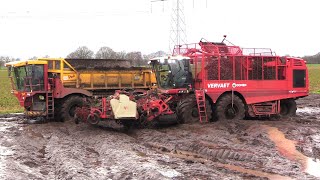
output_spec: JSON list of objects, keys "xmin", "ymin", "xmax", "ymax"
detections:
[
  {"xmin": 10, "ymin": 65, "xmax": 44, "ymax": 91},
  {"xmin": 153, "ymin": 59, "xmax": 192, "ymax": 89}
]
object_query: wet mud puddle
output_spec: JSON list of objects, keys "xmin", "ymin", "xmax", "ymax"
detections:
[{"xmin": 263, "ymin": 125, "xmax": 320, "ymax": 178}]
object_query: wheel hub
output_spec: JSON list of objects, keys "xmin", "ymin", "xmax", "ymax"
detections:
[
  {"xmin": 225, "ymin": 104, "xmax": 238, "ymax": 119},
  {"xmin": 191, "ymin": 108, "xmax": 199, "ymax": 117}
]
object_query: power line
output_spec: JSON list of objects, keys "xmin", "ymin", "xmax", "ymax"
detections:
[
  {"xmin": 151, "ymin": 0, "xmax": 167, "ymax": 13},
  {"xmin": 151, "ymin": 0, "xmax": 187, "ymax": 52},
  {"xmin": 169, "ymin": 0, "xmax": 187, "ymax": 51}
]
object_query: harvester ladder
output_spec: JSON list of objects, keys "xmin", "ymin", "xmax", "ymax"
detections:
[
  {"xmin": 46, "ymin": 92, "xmax": 54, "ymax": 119},
  {"xmin": 195, "ymin": 90, "xmax": 208, "ymax": 122}
]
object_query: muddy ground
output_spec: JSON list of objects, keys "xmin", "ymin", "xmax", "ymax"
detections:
[{"xmin": 1, "ymin": 95, "xmax": 320, "ymax": 180}]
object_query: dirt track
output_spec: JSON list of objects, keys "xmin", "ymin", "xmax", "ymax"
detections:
[{"xmin": 1, "ymin": 95, "xmax": 320, "ymax": 180}]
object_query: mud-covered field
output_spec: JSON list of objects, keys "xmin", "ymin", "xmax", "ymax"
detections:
[{"xmin": 1, "ymin": 95, "xmax": 320, "ymax": 180}]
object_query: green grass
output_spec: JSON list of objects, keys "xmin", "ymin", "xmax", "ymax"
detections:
[
  {"xmin": 307, "ymin": 64, "xmax": 320, "ymax": 94},
  {"xmin": 0, "ymin": 69, "xmax": 23, "ymax": 114}
]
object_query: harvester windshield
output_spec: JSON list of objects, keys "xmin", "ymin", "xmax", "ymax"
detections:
[
  {"xmin": 7, "ymin": 62, "xmax": 45, "ymax": 92},
  {"xmin": 151, "ymin": 56, "xmax": 192, "ymax": 89}
]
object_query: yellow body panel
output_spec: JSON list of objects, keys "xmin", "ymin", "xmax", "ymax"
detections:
[
  {"xmin": 6, "ymin": 58, "xmax": 156, "ymax": 90},
  {"xmin": 5, "ymin": 60, "xmax": 47, "ymax": 67},
  {"xmin": 37, "ymin": 58, "xmax": 157, "ymax": 90}
]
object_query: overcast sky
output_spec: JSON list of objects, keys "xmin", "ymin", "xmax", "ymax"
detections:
[{"xmin": 0, "ymin": 0, "xmax": 319, "ymax": 60}]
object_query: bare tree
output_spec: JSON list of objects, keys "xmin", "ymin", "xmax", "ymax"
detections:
[
  {"xmin": 0, "ymin": 56, "xmax": 17, "ymax": 68},
  {"xmin": 304, "ymin": 52, "xmax": 320, "ymax": 64},
  {"xmin": 67, "ymin": 46, "xmax": 94, "ymax": 59},
  {"xmin": 95, "ymin": 47, "xmax": 117, "ymax": 59},
  {"xmin": 29, "ymin": 56, "xmax": 38, "ymax": 60},
  {"xmin": 114, "ymin": 51, "xmax": 127, "ymax": 59},
  {"xmin": 143, "ymin": 51, "xmax": 169, "ymax": 60},
  {"xmin": 0, "ymin": 61, "xmax": 4, "ymax": 67},
  {"xmin": 125, "ymin": 51, "xmax": 147, "ymax": 66}
]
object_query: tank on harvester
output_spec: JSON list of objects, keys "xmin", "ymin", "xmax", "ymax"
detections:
[
  {"xmin": 5, "ymin": 58, "xmax": 156, "ymax": 121},
  {"xmin": 169, "ymin": 37, "xmax": 309, "ymax": 122}
]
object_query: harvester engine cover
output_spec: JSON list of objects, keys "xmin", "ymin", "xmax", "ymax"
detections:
[{"xmin": 110, "ymin": 94, "xmax": 137, "ymax": 119}]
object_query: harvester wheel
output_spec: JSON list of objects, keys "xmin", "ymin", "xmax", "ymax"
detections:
[
  {"xmin": 87, "ymin": 113, "xmax": 100, "ymax": 125},
  {"xmin": 177, "ymin": 94, "xmax": 213, "ymax": 123},
  {"xmin": 60, "ymin": 96, "xmax": 85, "ymax": 122},
  {"xmin": 216, "ymin": 94, "xmax": 245, "ymax": 121},
  {"xmin": 280, "ymin": 99, "xmax": 296, "ymax": 117}
]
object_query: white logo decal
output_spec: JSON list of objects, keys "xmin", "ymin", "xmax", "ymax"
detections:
[
  {"xmin": 207, "ymin": 83, "xmax": 230, "ymax": 88},
  {"xmin": 232, "ymin": 83, "xmax": 247, "ymax": 88},
  {"xmin": 207, "ymin": 83, "xmax": 247, "ymax": 89}
]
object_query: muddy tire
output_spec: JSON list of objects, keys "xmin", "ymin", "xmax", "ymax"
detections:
[
  {"xmin": 60, "ymin": 96, "xmax": 85, "ymax": 122},
  {"xmin": 216, "ymin": 94, "xmax": 245, "ymax": 121},
  {"xmin": 177, "ymin": 94, "xmax": 213, "ymax": 123},
  {"xmin": 280, "ymin": 99, "xmax": 296, "ymax": 117},
  {"xmin": 54, "ymin": 99, "xmax": 63, "ymax": 121}
]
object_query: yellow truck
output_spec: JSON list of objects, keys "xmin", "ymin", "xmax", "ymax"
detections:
[{"xmin": 6, "ymin": 58, "xmax": 156, "ymax": 121}]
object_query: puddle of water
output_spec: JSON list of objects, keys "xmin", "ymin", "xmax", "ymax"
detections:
[
  {"xmin": 306, "ymin": 158, "xmax": 320, "ymax": 177},
  {"xmin": 0, "ymin": 117, "xmax": 16, "ymax": 121},
  {"xmin": 0, "ymin": 146, "xmax": 14, "ymax": 156},
  {"xmin": 311, "ymin": 134, "xmax": 320, "ymax": 143},
  {"xmin": 263, "ymin": 125, "xmax": 320, "ymax": 178},
  {"xmin": 0, "ymin": 157, "xmax": 5, "ymax": 179},
  {"xmin": 297, "ymin": 107, "xmax": 320, "ymax": 115},
  {"xmin": 157, "ymin": 169, "xmax": 181, "ymax": 178},
  {"xmin": 142, "ymin": 162, "xmax": 182, "ymax": 178},
  {"xmin": 0, "ymin": 146, "xmax": 14, "ymax": 179},
  {"xmin": 0, "ymin": 126, "xmax": 8, "ymax": 132}
]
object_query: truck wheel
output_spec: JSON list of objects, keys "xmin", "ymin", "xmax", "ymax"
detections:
[
  {"xmin": 216, "ymin": 94, "xmax": 245, "ymax": 121},
  {"xmin": 60, "ymin": 96, "xmax": 85, "ymax": 122},
  {"xmin": 177, "ymin": 94, "xmax": 212, "ymax": 123},
  {"xmin": 280, "ymin": 99, "xmax": 296, "ymax": 117}
]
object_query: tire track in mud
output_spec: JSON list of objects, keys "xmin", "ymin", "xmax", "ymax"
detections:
[
  {"xmin": 40, "ymin": 123, "xmax": 182, "ymax": 179},
  {"xmin": 1, "ymin": 121, "xmax": 205, "ymax": 179},
  {"xmin": 130, "ymin": 122, "xmax": 312, "ymax": 179}
]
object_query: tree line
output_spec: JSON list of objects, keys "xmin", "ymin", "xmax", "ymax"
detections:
[
  {"xmin": 1, "ymin": 46, "xmax": 319, "ymax": 68},
  {"xmin": 0, "ymin": 56, "xmax": 20, "ymax": 68},
  {"xmin": 0, "ymin": 46, "xmax": 168, "ymax": 68},
  {"xmin": 66, "ymin": 46, "xmax": 168, "ymax": 66},
  {"xmin": 303, "ymin": 53, "xmax": 320, "ymax": 64}
]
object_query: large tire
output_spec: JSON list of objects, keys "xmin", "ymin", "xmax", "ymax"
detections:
[
  {"xmin": 280, "ymin": 99, "xmax": 296, "ymax": 117},
  {"xmin": 60, "ymin": 96, "xmax": 85, "ymax": 122},
  {"xmin": 216, "ymin": 94, "xmax": 245, "ymax": 121},
  {"xmin": 176, "ymin": 94, "xmax": 213, "ymax": 123}
]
